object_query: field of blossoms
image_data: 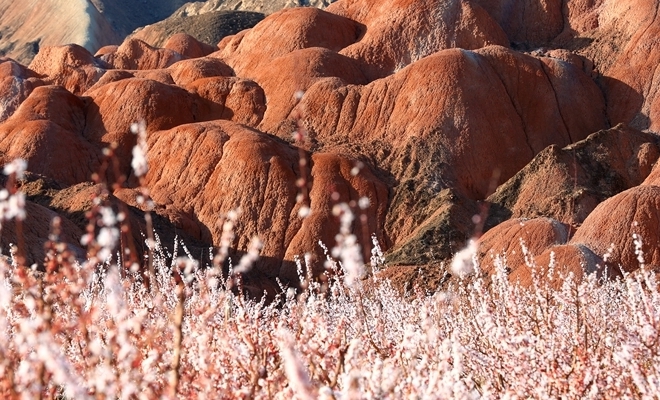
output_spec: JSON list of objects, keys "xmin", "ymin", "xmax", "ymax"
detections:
[
  {"xmin": 0, "ymin": 148, "xmax": 659, "ymax": 399},
  {"xmin": 1, "ymin": 216, "xmax": 659, "ymax": 398}
]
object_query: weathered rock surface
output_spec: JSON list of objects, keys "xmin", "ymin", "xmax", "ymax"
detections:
[
  {"xmin": 139, "ymin": 120, "xmax": 388, "ymax": 284},
  {"xmin": 0, "ymin": 86, "xmax": 101, "ymax": 186},
  {"xmin": 570, "ymin": 185, "xmax": 660, "ymax": 272},
  {"xmin": 326, "ymin": 0, "xmax": 510, "ymax": 80},
  {"xmin": 0, "ymin": 58, "xmax": 43, "ymax": 123},
  {"xmin": 6, "ymin": 172, "xmax": 211, "ymax": 270},
  {"xmin": 162, "ymin": 33, "xmax": 217, "ymax": 59},
  {"xmin": 486, "ymin": 125, "xmax": 660, "ymax": 230},
  {"xmin": 99, "ymin": 39, "xmax": 184, "ymax": 71},
  {"xmin": 29, "ymin": 45, "xmax": 109, "ymax": 95}
]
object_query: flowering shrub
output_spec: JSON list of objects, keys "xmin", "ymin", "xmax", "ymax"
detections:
[
  {"xmin": 1, "ymin": 220, "xmax": 659, "ymax": 398},
  {"xmin": 0, "ymin": 153, "xmax": 658, "ymax": 399}
]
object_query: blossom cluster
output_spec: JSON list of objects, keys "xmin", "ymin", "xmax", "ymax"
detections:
[{"xmin": 0, "ymin": 230, "xmax": 658, "ymax": 398}]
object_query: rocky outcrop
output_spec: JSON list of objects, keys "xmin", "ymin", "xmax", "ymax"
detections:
[
  {"xmin": 0, "ymin": 58, "xmax": 43, "ymax": 123},
  {"xmin": 511, "ymin": 244, "xmax": 620, "ymax": 289},
  {"xmin": 486, "ymin": 125, "xmax": 660, "ymax": 230}
]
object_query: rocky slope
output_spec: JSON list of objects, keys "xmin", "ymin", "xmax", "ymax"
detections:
[{"xmin": 1, "ymin": 0, "xmax": 660, "ymax": 293}]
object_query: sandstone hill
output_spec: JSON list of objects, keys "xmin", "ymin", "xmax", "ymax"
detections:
[{"xmin": 1, "ymin": 0, "xmax": 660, "ymax": 293}]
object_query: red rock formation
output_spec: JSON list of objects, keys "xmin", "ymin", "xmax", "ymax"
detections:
[
  {"xmin": 4, "ymin": 0, "xmax": 660, "ymax": 291},
  {"xmin": 473, "ymin": 0, "xmax": 564, "ymax": 46},
  {"xmin": 163, "ymin": 33, "xmax": 217, "ymax": 59},
  {"xmin": 486, "ymin": 125, "xmax": 660, "ymax": 228},
  {"xmin": 478, "ymin": 217, "xmax": 570, "ymax": 276},
  {"xmin": 133, "ymin": 120, "xmax": 387, "ymax": 284},
  {"xmin": 0, "ymin": 86, "xmax": 100, "ymax": 186},
  {"xmin": 510, "ymin": 244, "xmax": 620, "ymax": 289},
  {"xmin": 0, "ymin": 58, "xmax": 43, "ymax": 122},
  {"xmin": 167, "ymin": 57, "xmax": 234, "ymax": 86},
  {"xmin": 291, "ymin": 45, "xmax": 607, "ymax": 202},
  {"xmin": 571, "ymin": 185, "xmax": 660, "ymax": 272},
  {"xmin": 642, "ymin": 160, "xmax": 660, "ymax": 186},
  {"xmin": 28, "ymin": 44, "xmax": 107, "ymax": 95},
  {"xmin": 100, "ymin": 39, "xmax": 183, "ymax": 70},
  {"xmin": 327, "ymin": 0, "xmax": 509, "ymax": 80},
  {"xmin": 183, "ymin": 77, "xmax": 266, "ymax": 127},
  {"xmin": 217, "ymin": 7, "xmax": 361, "ymax": 78}
]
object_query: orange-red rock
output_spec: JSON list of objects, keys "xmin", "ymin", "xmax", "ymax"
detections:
[
  {"xmin": 0, "ymin": 86, "xmax": 100, "ymax": 186},
  {"xmin": 571, "ymin": 185, "xmax": 660, "ymax": 272},
  {"xmin": 184, "ymin": 77, "xmax": 266, "ymax": 127},
  {"xmin": 327, "ymin": 0, "xmax": 509, "ymax": 80},
  {"xmin": 217, "ymin": 7, "xmax": 363, "ymax": 78},
  {"xmin": 163, "ymin": 33, "xmax": 217, "ymax": 59},
  {"xmin": 2, "ymin": 0, "xmax": 656, "ymax": 293},
  {"xmin": 642, "ymin": 160, "xmax": 660, "ymax": 186},
  {"xmin": 140, "ymin": 120, "xmax": 388, "ymax": 285},
  {"xmin": 290, "ymin": 46, "xmax": 607, "ymax": 202},
  {"xmin": 473, "ymin": 0, "xmax": 564, "ymax": 46},
  {"xmin": 167, "ymin": 57, "xmax": 234, "ymax": 86},
  {"xmin": 510, "ymin": 244, "xmax": 620, "ymax": 289},
  {"xmin": 478, "ymin": 217, "xmax": 570, "ymax": 276},
  {"xmin": 0, "ymin": 58, "xmax": 43, "ymax": 122},
  {"xmin": 100, "ymin": 38, "xmax": 183, "ymax": 70},
  {"xmin": 254, "ymin": 47, "xmax": 367, "ymax": 130},
  {"xmin": 28, "ymin": 44, "xmax": 108, "ymax": 95}
]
